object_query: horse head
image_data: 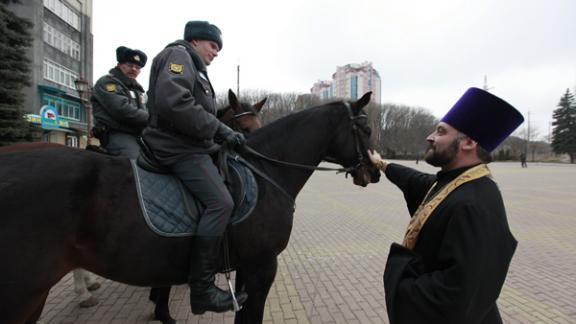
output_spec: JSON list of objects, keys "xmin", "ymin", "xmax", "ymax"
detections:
[
  {"xmin": 218, "ymin": 89, "xmax": 267, "ymax": 133},
  {"xmin": 326, "ymin": 92, "xmax": 381, "ymax": 187}
]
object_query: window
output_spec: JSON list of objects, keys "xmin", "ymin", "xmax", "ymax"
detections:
[
  {"xmin": 43, "ymin": 0, "xmax": 81, "ymax": 31},
  {"xmin": 43, "ymin": 22, "xmax": 81, "ymax": 60},
  {"xmin": 71, "ymin": 43, "xmax": 81, "ymax": 60},
  {"xmin": 350, "ymin": 75, "xmax": 358, "ymax": 100},
  {"xmin": 42, "ymin": 94, "xmax": 82, "ymax": 121},
  {"xmin": 43, "ymin": 59, "xmax": 78, "ymax": 89}
]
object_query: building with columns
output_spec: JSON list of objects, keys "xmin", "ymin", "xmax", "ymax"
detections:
[
  {"xmin": 311, "ymin": 62, "xmax": 381, "ymax": 104},
  {"xmin": 7, "ymin": 0, "xmax": 93, "ymax": 147}
]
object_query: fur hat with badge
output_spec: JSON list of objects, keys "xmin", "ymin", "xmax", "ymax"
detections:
[
  {"xmin": 184, "ymin": 21, "xmax": 223, "ymax": 50},
  {"xmin": 116, "ymin": 46, "xmax": 147, "ymax": 68}
]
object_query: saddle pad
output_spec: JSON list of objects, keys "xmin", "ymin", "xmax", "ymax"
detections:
[{"xmin": 131, "ymin": 158, "xmax": 258, "ymax": 237}]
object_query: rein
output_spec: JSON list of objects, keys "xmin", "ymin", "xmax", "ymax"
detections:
[
  {"xmin": 241, "ymin": 102, "xmax": 367, "ymax": 175},
  {"xmin": 242, "ymin": 145, "xmax": 356, "ymax": 173}
]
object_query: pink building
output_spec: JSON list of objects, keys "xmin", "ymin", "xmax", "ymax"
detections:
[{"xmin": 311, "ymin": 62, "xmax": 381, "ymax": 104}]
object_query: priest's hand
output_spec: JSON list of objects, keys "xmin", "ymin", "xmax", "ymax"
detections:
[{"xmin": 368, "ymin": 150, "xmax": 388, "ymax": 171}]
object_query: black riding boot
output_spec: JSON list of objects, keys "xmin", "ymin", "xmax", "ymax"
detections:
[{"xmin": 189, "ymin": 236, "xmax": 248, "ymax": 314}]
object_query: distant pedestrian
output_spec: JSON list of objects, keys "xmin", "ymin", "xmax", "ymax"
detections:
[
  {"xmin": 520, "ymin": 152, "xmax": 527, "ymax": 168},
  {"xmin": 369, "ymin": 87, "xmax": 524, "ymax": 324}
]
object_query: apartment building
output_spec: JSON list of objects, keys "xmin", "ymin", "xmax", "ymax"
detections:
[
  {"xmin": 311, "ymin": 62, "xmax": 381, "ymax": 104},
  {"xmin": 7, "ymin": 0, "xmax": 93, "ymax": 147}
]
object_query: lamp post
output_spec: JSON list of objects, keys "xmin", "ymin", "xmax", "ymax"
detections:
[{"xmin": 74, "ymin": 77, "xmax": 93, "ymax": 146}]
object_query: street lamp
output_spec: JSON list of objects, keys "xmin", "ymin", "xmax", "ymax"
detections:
[{"xmin": 74, "ymin": 77, "xmax": 93, "ymax": 145}]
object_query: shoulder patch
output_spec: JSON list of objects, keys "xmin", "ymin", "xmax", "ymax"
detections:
[
  {"xmin": 105, "ymin": 83, "xmax": 116, "ymax": 92},
  {"xmin": 169, "ymin": 63, "xmax": 184, "ymax": 74}
]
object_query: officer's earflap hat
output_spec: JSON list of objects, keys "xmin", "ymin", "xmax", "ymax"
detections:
[
  {"xmin": 184, "ymin": 21, "xmax": 223, "ymax": 50},
  {"xmin": 441, "ymin": 87, "xmax": 524, "ymax": 152},
  {"xmin": 116, "ymin": 46, "xmax": 147, "ymax": 68}
]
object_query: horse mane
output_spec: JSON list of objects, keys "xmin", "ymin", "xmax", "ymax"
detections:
[{"xmin": 246, "ymin": 101, "xmax": 345, "ymax": 150}]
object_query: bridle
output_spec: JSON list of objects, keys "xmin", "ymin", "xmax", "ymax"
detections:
[
  {"xmin": 229, "ymin": 109, "xmax": 258, "ymax": 132},
  {"xmin": 232, "ymin": 111, "xmax": 257, "ymax": 119}
]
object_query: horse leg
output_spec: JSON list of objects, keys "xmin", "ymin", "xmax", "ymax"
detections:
[
  {"xmin": 73, "ymin": 269, "xmax": 99, "ymax": 308},
  {"xmin": 82, "ymin": 269, "xmax": 101, "ymax": 291},
  {"xmin": 234, "ymin": 257, "xmax": 278, "ymax": 324},
  {"xmin": 0, "ymin": 285, "xmax": 51, "ymax": 324},
  {"xmin": 150, "ymin": 286, "xmax": 175, "ymax": 324},
  {"xmin": 24, "ymin": 291, "xmax": 49, "ymax": 324}
]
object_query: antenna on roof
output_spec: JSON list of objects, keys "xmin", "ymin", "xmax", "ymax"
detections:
[{"xmin": 483, "ymin": 75, "xmax": 493, "ymax": 92}]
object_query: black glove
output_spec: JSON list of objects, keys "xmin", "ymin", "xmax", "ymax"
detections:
[{"xmin": 224, "ymin": 131, "xmax": 246, "ymax": 148}]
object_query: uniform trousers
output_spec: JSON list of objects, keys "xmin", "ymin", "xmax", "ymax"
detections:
[
  {"xmin": 105, "ymin": 131, "xmax": 142, "ymax": 159},
  {"xmin": 170, "ymin": 154, "xmax": 234, "ymax": 236}
]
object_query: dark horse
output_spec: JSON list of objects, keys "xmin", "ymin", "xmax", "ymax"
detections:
[
  {"xmin": 0, "ymin": 92, "xmax": 379, "ymax": 324},
  {"xmin": 218, "ymin": 89, "xmax": 266, "ymax": 133}
]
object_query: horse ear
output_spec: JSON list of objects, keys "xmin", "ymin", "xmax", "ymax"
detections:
[
  {"xmin": 253, "ymin": 97, "xmax": 267, "ymax": 113},
  {"xmin": 228, "ymin": 89, "xmax": 239, "ymax": 108},
  {"xmin": 352, "ymin": 92, "xmax": 372, "ymax": 113}
]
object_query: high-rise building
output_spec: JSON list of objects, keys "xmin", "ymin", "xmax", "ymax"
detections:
[
  {"xmin": 311, "ymin": 62, "xmax": 381, "ymax": 104},
  {"xmin": 7, "ymin": 0, "xmax": 93, "ymax": 147},
  {"xmin": 310, "ymin": 80, "xmax": 333, "ymax": 101}
]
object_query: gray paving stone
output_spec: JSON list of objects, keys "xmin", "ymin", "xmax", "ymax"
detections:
[{"xmin": 37, "ymin": 161, "xmax": 576, "ymax": 323}]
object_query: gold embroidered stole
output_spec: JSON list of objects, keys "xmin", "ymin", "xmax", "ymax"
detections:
[{"xmin": 402, "ymin": 164, "xmax": 491, "ymax": 250}]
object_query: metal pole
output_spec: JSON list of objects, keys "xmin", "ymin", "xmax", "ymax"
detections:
[
  {"xmin": 85, "ymin": 99, "xmax": 92, "ymax": 145},
  {"xmin": 526, "ymin": 111, "xmax": 530, "ymax": 160},
  {"xmin": 74, "ymin": 77, "xmax": 93, "ymax": 146},
  {"xmin": 237, "ymin": 65, "xmax": 240, "ymax": 97}
]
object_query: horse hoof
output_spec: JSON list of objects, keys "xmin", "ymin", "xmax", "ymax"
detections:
[
  {"xmin": 87, "ymin": 282, "xmax": 101, "ymax": 291},
  {"xmin": 154, "ymin": 314, "xmax": 176, "ymax": 324},
  {"xmin": 154, "ymin": 309, "xmax": 176, "ymax": 324},
  {"xmin": 161, "ymin": 317, "xmax": 176, "ymax": 324},
  {"xmin": 79, "ymin": 296, "xmax": 99, "ymax": 308}
]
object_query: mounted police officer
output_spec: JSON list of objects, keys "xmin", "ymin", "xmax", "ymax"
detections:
[
  {"xmin": 142, "ymin": 21, "xmax": 247, "ymax": 314},
  {"xmin": 91, "ymin": 46, "xmax": 149, "ymax": 158}
]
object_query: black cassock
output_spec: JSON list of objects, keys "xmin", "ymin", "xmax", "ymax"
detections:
[{"xmin": 383, "ymin": 163, "xmax": 517, "ymax": 324}]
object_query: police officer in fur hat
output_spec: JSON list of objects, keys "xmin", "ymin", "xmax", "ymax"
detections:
[
  {"xmin": 142, "ymin": 21, "xmax": 247, "ymax": 314},
  {"xmin": 91, "ymin": 46, "xmax": 148, "ymax": 158},
  {"xmin": 369, "ymin": 88, "xmax": 524, "ymax": 324}
]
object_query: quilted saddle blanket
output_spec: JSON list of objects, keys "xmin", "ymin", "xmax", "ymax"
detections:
[{"xmin": 130, "ymin": 158, "xmax": 258, "ymax": 237}]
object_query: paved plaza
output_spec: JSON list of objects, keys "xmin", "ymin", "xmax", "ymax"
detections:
[{"xmin": 38, "ymin": 161, "xmax": 576, "ymax": 323}]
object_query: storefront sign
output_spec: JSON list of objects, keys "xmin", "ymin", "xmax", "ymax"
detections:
[{"xmin": 40, "ymin": 105, "xmax": 59, "ymax": 129}]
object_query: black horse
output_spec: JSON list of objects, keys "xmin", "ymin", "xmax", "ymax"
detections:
[{"xmin": 0, "ymin": 92, "xmax": 379, "ymax": 324}]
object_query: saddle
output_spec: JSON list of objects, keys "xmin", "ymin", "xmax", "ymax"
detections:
[{"xmin": 132, "ymin": 142, "xmax": 258, "ymax": 237}]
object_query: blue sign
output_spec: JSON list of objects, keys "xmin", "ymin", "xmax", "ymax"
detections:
[{"xmin": 40, "ymin": 105, "xmax": 59, "ymax": 129}]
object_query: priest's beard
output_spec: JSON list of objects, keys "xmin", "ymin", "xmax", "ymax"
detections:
[{"xmin": 425, "ymin": 138, "xmax": 460, "ymax": 167}]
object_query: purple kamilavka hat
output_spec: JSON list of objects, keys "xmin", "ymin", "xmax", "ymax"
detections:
[{"xmin": 441, "ymin": 87, "xmax": 524, "ymax": 152}]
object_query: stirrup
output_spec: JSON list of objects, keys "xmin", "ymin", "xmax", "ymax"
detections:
[{"xmin": 227, "ymin": 277, "xmax": 242, "ymax": 312}]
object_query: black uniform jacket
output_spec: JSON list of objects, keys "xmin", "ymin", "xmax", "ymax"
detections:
[
  {"xmin": 383, "ymin": 163, "xmax": 517, "ymax": 324},
  {"xmin": 91, "ymin": 67, "xmax": 148, "ymax": 134},
  {"xmin": 142, "ymin": 40, "xmax": 233, "ymax": 164}
]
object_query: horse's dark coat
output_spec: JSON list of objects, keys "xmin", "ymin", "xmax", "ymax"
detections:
[{"xmin": 0, "ymin": 93, "xmax": 378, "ymax": 324}]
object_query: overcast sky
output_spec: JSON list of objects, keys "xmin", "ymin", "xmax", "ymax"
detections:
[{"xmin": 93, "ymin": 0, "xmax": 576, "ymax": 139}]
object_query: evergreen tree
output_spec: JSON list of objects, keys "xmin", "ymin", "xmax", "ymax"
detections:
[
  {"xmin": 551, "ymin": 89, "xmax": 576, "ymax": 163},
  {"xmin": 0, "ymin": 0, "xmax": 33, "ymax": 146}
]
